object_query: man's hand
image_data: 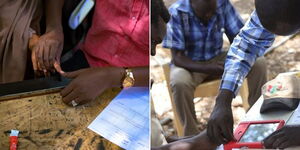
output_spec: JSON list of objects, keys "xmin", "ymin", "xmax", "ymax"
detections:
[
  {"xmin": 60, "ymin": 67, "xmax": 124, "ymax": 106},
  {"xmin": 207, "ymin": 89, "xmax": 235, "ymax": 145},
  {"xmin": 172, "ymin": 50, "xmax": 224, "ymax": 76},
  {"xmin": 202, "ymin": 61, "xmax": 224, "ymax": 76},
  {"xmin": 263, "ymin": 125, "xmax": 300, "ymax": 149},
  {"xmin": 32, "ymin": 29, "xmax": 64, "ymax": 74}
]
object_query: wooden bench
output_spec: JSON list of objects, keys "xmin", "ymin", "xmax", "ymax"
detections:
[{"xmin": 162, "ymin": 63, "xmax": 249, "ymax": 136}]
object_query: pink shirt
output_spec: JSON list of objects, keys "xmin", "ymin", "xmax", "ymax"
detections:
[{"xmin": 81, "ymin": 0, "xmax": 149, "ymax": 67}]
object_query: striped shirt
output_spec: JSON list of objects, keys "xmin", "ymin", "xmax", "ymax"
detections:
[
  {"xmin": 162, "ymin": 0, "xmax": 244, "ymax": 61},
  {"xmin": 220, "ymin": 11, "xmax": 275, "ymax": 95}
]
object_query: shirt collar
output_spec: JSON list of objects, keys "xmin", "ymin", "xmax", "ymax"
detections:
[{"xmin": 177, "ymin": 0, "xmax": 224, "ymax": 15}]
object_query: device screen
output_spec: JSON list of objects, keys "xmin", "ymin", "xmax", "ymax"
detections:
[{"xmin": 239, "ymin": 123, "xmax": 279, "ymax": 142}]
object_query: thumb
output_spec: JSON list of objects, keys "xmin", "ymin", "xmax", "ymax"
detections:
[{"xmin": 54, "ymin": 61, "xmax": 65, "ymax": 74}]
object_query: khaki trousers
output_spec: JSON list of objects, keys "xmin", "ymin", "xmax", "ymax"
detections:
[{"xmin": 170, "ymin": 52, "xmax": 267, "ymax": 136}]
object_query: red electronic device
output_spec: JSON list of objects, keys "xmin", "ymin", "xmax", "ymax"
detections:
[{"xmin": 224, "ymin": 120, "xmax": 285, "ymax": 150}]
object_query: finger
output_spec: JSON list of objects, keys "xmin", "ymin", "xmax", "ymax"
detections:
[
  {"xmin": 278, "ymin": 140, "xmax": 291, "ymax": 149},
  {"xmin": 266, "ymin": 131, "xmax": 285, "ymax": 146},
  {"xmin": 31, "ymin": 49, "xmax": 38, "ymax": 72},
  {"xmin": 207, "ymin": 122, "xmax": 217, "ymax": 144},
  {"xmin": 35, "ymin": 45, "xmax": 42, "ymax": 71},
  {"xmin": 213, "ymin": 125, "xmax": 224, "ymax": 145},
  {"xmin": 37, "ymin": 59, "xmax": 41, "ymax": 71},
  {"xmin": 207, "ymin": 123, "xmax": 213, "ymax": 139},
  {"xmin": 48, "ymin": 44, "xmax": 57, "ymax": 69},
  {"xmin": 220, "ymin": 122, "xmax": 235, "ymax": 142},
  {"xmin": 44, "ymin": 43, "xmax": 51, "ymax": 69},
  {"xmin": 76, "ymin": 96, "xmax": 90, "ymax": 105},
  {"xmin": 44, "ymin": 70, "xmax": 51, "ymax": 77},
  {"xmin": 54, "ymin": 61, "xmax": 65, "ymax": 74},
  {"xmin": 60, "ymin": 82, "xmax": 75, "ymax": 97},
  {"xmin": 62, "ymin": 88, "xmax": 79, "ymax": 105},
  {"xmin": 37, "ymin": 44, "xmax": 45, "ymax": 71},
  {"xmin": 62, "ymin": 69, "xmax": 84, "ymax": 79},
  {"xmin": 273, "ymin": 136, "xmax": 288, "ymax": 148}
]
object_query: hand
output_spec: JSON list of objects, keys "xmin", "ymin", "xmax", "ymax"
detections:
[
  {"xmin": 203, "ymin": 61, "xmax": 224, "ymax": 76},
  {"xmin": 152, "ymin": 130, "xmax": 217, "ymax": 150},
  {"xmin": 60, "ymin": 67, "xmax": 124, "ymax": 106},
  {"xmin": 32, "ymin": 29, "xmax": 64, "ymax": 74},
  {"xmin": 263, "ymin": 125, "xmax": 300, "ymax": 149},
  {"xmin": 207, "ymin": 90, "xmax": 235, "ymax": 145}
]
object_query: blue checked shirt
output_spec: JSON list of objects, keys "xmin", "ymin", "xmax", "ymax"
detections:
[
  {"xmin": 162, "ymin": 0, "xmax": 244, "ymax": 61},
  {"xmin": 220, "ymin": 11, "xmax": 275, "ymax": 96}
]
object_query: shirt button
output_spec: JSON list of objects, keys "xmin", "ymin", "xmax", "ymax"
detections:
[{"xmin": 132, "ymin": 17, "xmax": 136, "ymax": 20}]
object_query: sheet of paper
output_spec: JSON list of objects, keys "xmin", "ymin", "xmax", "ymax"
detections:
[{"xmin": 88, "ymin": 87, "xmax": 149, "ymax": 150}]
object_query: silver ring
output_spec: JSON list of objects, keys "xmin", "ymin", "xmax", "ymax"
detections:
[{"xmin": 71, "ymin": 100, "xmax": 78, "ymax": 107}]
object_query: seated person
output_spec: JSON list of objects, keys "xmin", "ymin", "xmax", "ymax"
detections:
[
  {"xmin": 162, "ymin": 0, "xmax": 267, "ymax": 136},
  {"xmin": 151, "ymin": 0, "xmax": 170, "ymax": 147},
  {"xmin": 0, "ymin": 0, "xmax": 63, "ymax": 83},
  {"xmin": 207, "ymin": 0, "xmax": 300, "ymax": 148},
  {"xmin": 48, "ymin": 0, "xmax": 150, "ymax": 106},
  {"xmin": 151, "ymin": 0, "xmax": 217, "ymax": 149}
]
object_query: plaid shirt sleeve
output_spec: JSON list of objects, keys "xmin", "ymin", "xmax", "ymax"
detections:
[
  {"xmin": 220, "ymin": 11, "xmax": 275, "ymax": 96},
  {"xmin": 223, "ymin": 0, "xmax": 244, "ymax": 40},
  {"xmin": 162, "ymin": 9, "xmax": 185, "ymax": 51}
]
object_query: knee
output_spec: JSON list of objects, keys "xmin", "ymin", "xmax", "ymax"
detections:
[{"xmin": 170, "ymin": 79, "xmax": 193, "ymax": 91}]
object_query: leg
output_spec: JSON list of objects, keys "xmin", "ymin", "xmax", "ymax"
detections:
[
  {"xmin": 170, "ymin": 65, "xmax": 206, "ymax": 136},
  {"xmin": 246, "ymin": 57, "xmax": 267, "ymax": 106}
]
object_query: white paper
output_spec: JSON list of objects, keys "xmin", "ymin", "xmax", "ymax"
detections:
[
  {"xmin": 88, "ymin": 87, "xmax": 149, "ymax": 150},
  {"xmin": 286, "ymin": 103, "xmax": 300, "ymax": 125}
]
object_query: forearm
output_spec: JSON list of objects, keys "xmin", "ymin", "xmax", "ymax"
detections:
[
  {"xmin": 45, "ymin": 0, "xmax": 64, "ymax": 32},
  {"xmin": 173, "ymin": 55, "xmax": 205, "ymax": 73},
  {"xmin": 216, "ymin": 89, "xmax": 234, "ymax": 106},
  {"xmin": 172, "ymin": 50, "xmax": 221, "ymax": 75}
]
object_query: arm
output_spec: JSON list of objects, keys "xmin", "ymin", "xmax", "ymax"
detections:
[
  {"xmin": 45, "ymin": 0, "xmax": 64, "ymax": 32},
  {"xmin": 221, "ymin": 11, "xmax": 275, "ymax": 97},
  {"xmin": 60, "ymin": 66, "xmax": 149, "ymax": 106},
  {"xmin": 223, "ymin": 0, "xmax": 244, "ymax": 43},
  {"xmin": 172, "ymin": 50, "xmax": 224, "ymax": 76},
  {"xmin": 207, "ymin": 11, "xmax": 275, "ymax": 145}
]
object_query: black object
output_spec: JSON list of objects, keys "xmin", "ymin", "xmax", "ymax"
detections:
[
  {"xmin": 0, "ymin": 75, "xmax": 71, "ymax": 101},
  {"xmin": 260, "ymin": 98, "xmax": 300, "ymax": 113}
]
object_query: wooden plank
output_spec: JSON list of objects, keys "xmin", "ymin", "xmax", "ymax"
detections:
[{"xmin": 0, "ymin": 88, "xmax": 123, "ymax": 150}]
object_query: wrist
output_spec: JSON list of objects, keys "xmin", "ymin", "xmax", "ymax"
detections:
[
  {"xmin": 109, "ymin": 67, "xmax": 126, "ymax": 87},
  {"xmin": 216, "ymin": 89, "xmax": 234, "ymax": 107},
  {"xmin": 46, "ymin": 25, "xmax": 63, "ymax": 34}
]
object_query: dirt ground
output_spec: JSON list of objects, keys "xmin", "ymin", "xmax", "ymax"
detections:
[{"xmin": 151, "ymin": 0, "xmax": 300, "ymax": 137}]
